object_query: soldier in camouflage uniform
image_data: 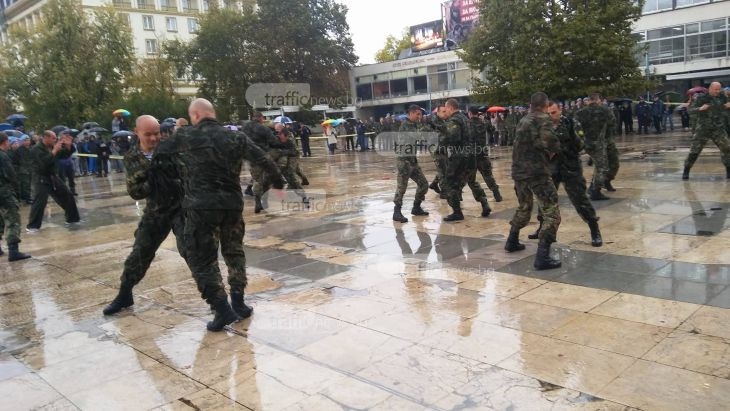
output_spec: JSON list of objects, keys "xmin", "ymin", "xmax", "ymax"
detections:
[
  {"xmin": 504, "ymin": 109, "xmax": 519, "ymax": 146},
  {"xmin": 574, "ymin": 93, "xmax": 616, "ymax": 200},
  {"xmin": 682, "ymin": 82, "xmax": 730, "ymax": 180},
  {"xmin": 439, "ymin": 98, "xmax": 471, "ymax": 221},
  {"xmin": 0, "ymin": 133, "xmax": 31, "ymax": 261},
  {"xmin": 467, "ymin": 107, "xmax": 503, "ymax": 210},
  {"xmin": 273, "ymin": 123, "xmax": 310, "ymax": 207},
  {"xmin": 10, "ymin": 135, "xmax": 33, "ymax": 204},
  {"xmin": 427, "ymin": 104, "xmax": 448, "ymax": 196},
  {"xmin": 529, "ymin": 102, "xmax": 602, "ymax": 247},
  {"xmin": 392, "ymin": 105, "xmax": 430, "ymax": 223},
  {"xmin": 242, "ymin": 112, "xmax": 285, "ymax": 213},
  {"xmin": 505, "ymin": 92, "xmax": 562, "ymax": 270},
  {"xmin": 158, "ymin": 98, "xmax": 284, "ymax": 331},
  {"xmin": 103, "ymin": 116, "xmax": 187, "ymax": 316}
]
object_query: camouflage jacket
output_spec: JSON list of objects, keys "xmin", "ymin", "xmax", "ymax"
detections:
[
  {"xmin": 0, "ymin": 150, "xmax": 19, "ymax": 196},
  {"xmin": 14, "ymin": 145, "xmax": 32, "ymax": 174},
  {"xmin": 396, "ymin": 119, "xmax": 430, "ymax": 160},
  {"xmin": 242, "ymin": 121, "xmax": 281, "ymax": 151},
  {"xmin": 468, "ymin": 117, "xmax": 488, "ymax": 155},
  {"xmin": 574, "ymin": 104, "xmax": 614, "ymax": 150},
  {"xmin": 441, "ymin": 111, "xmax": 470, "ymax": 157},
  {"xmin": 511, "ymin": 111, "xmax": 560, "ymax": 181},
  {"xmin": 551, "ymin": 116, "xmax": 584, "ymax": 176},
  {"xmin": 692, "ymin": 93, "xmax": 729, "ymax": 132},
  {"xmin": 123, "ymin": 144, "xmax": 183, "ymax": 214},
  {"xmin": 157, "ymin": 118, "xmax": 282, "ymax": 210}
]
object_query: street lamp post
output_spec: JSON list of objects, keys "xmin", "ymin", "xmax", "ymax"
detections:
[{"xmin": 644, "ymin": 52, "xmax": 651, "ymax": 100}]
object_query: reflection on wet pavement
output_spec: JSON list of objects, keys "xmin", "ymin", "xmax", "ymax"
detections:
[{"xmin": 2, "ymin": 135, "xmax": 730, "ymax": 409}]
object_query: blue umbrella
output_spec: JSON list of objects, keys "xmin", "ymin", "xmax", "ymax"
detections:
[
  {"xmin": 5, "ymin": 130, "xmax": 22, "ymax": 137},
  {"xmin": 6, "ymin": 114, "xmax": 27, "ymax": 122},
  {"xmin": 0, "ymin": 123, "xmax": 13, "ymax": 131},
  {"xmin": 395, "ymin": 114, "xmax": 408, "ymax": 121},
  {"xmin": 273, "ymin": 115, "xmax": 293, "ymax": 124}
]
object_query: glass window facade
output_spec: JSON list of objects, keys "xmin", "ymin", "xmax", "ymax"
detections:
[
  {"xmin": 636, "ymin": 17, "xmax": 729, "ymax": 65},
  {"xmin": 355, "ymin": 61, "xmax": 475, "ymax": 102}
]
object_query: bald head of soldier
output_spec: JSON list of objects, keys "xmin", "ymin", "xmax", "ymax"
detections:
[
  {"xmin": 709, "ymin": 82, "xmax": 722, "ymax": 97},
  {"xmin": 135, "ymin": 115, "xmax": 161, "ymax": 154},
  {"xmin": 188, "ymin": 98, "xmax": 216, "ymax": 125}
]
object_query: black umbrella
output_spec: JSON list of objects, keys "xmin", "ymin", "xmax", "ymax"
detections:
[
  {"xmin": 51, "ymin": 125, "xmax": 69, "ymax": 135},
  {"xmin": 113, "ymin": 130, "xmax": 134, "ymax": 138},
  {"xmin": 82, "ymin": 121, "xmax": 100, "ymax": 130},
  {"xmin": 6, "ymin": 113, "xmax": 27, "ymax": 122},
  {"xmin": 611, "ymin": 97, "xmax": 633, "ymax": 103},
  {"xmin": 344, "ymin": 118, "xmax": 358, "ymax": 124},
  {"xmin": 89, "ymin": 127, "xmax": 108, "ymax": 133}
]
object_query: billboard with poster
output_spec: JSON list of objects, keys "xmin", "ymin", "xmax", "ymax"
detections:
[
  {"xmin": 410, "ymin": 20, "xmax": 444, "ymax": 52},
  {"xmin": 442, "ymin": 0, "xmax": 480, "ymax": 48}
]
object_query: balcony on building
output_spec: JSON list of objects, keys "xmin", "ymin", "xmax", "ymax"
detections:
[
  {"xmin": 112, "ymin": 0, "xmax": 133, "ymax": 9},
  {"xmin": 160, "ymin": 0, "xmax": 177, "ymax": 12},
  {"xmin": 137, "ymin": 0, "xmax": 156, "ymax": 10}
]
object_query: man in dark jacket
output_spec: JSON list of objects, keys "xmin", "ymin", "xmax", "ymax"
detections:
[{"xmin": 158, "ymin": 98, "xmax": 285, "ymax": 331}]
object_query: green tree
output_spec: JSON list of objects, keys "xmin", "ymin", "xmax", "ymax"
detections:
[
  {"xmin": 374, "ymin": 28, "xmax": 412, "ymax": 63},
  {"xmin": 461, "ymin": 0, "xmax": 648, "ymax": 104},
  {"xmin": 0, "ymin": 0, "xmax": 134, "ymax": 129},
  {"xmin": 165, "ymin": 0, "xmax": 357, "ymax": 118},
  {"xmin": 125, "ymin": 57, "xmax": 188, "ymax": 121}
]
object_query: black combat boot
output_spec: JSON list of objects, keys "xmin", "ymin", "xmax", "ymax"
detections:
[
  {"xmin": 254, "ymin": 196, "xmax": 264, "ymax": 214},
  {"xmin": 588, "ymin": 219, "xmax": 603, "ymax": 247},
  {"xmin": 492, "ymin": 188, "xmax": 503, "ymax": 202},
  {"xmin": 504, "ymin": 226, "xmax": 525, "ymax": 252},
  {"xmin": 103, "ymin": 284, "xmax": 134, "ymax": 315},
  {"xmin": 244, "ymin": 185, "xmax": 254, "ymax": 196},
  {"xmin": 534, "ymin": 238, "xmax": 561, "ymax": 270},
  {"xmin": 0, "ymin": 241, "xmax": 4, "ymax": 256},
  {"xmin": 301, "ymin": 176, "xmax": 310, "ymax": 185},
  {"xmin": 8, "ymin": 243, "xmax": 30, "ymax": 262},
  {"xmin": 411, "ymin": 201, "xmax": 429, "ymax": 216},
  {"xmin": 605, "ymin": 181, "xmax": 616, "ymax": 192},
  {"xmin": 443, "ymin": 203, "xmax": 464, "ymax": 221},
  {"xmin": 726, "ymin": 167, "xmax": 730, "ymax": 179},
  {"xmin": 528, "ymin": 218, "xmax": 543, "ymax": 240},
  {"xmin": 230, "ymin": 290, "xmax": 253, "ymax": 319},
  {"xmin": 682, "ymin": 167, "xmax": 690, "ymax": 180},
  {"xmin": 588, "ymin": 184, "xmax": 610, "ymax": 201},
  {"xmin": 429, "ymin": 180, "xmax": 441, "ymax": 194},
  {"xmin": 207, "ymin": 300, "xmax": 240, "ymax": 331},
  {"xmin": 393, "ymin": 205, "xmax": 408, "ymax": 223},
  {"xmin": 480, "ymin": 199, "xmax": 491, "ymax": 217}
]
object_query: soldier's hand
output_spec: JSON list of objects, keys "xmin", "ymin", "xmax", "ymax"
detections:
[
  {"xmin": 724, "ymin": 102, "xmax": 730, "ymax": 109},
  {"xmin": 699, "ymin": 104, "xmax": 711, "ymax": 111}
]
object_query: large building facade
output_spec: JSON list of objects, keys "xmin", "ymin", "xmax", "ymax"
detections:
[{"xmin": 350, "ymin": 0, "xmax": 730, "ymax": 120}]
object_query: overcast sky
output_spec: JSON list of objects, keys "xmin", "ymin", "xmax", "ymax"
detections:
[{"xmin": 339, "ymin": 0, "xmax": 446, "ymax": 65}]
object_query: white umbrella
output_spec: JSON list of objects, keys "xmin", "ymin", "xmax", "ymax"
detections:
[{"xmin": 273, "ymin": 116, "xmax": 293, "ymax": 124}]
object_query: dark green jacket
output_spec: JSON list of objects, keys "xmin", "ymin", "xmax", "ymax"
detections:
[
  {"xmin": 551, "ymin": 115, "xmax": 584, "ymax": 176},
  {"xmin": 574, "ymin": 104, "xmax": 615, "ymax": 150},
  {"xmin": 158, "ymin": 118, "xmax": 281, "ymax": 210},
  {"xmin": 29, "ymin": 143, "xmax": 58, "ymax": 180},
  {"xmin": 0, "ymin": 150, "xmax": 19, "ymax": 196},
  {"xmin": 692, "ymin": 93, "xmax": 729, "ymax": 132},
  {"xmin": 512, "ymin": 111, "xmax": 560, "ymax": 181}
]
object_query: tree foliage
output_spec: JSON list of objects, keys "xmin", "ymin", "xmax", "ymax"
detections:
[
  {"xmin": 126, "ymin": 57, "xmax": 188, "ymax": 121},
  {"xmin": 165, "ymin": 0, "xmax": 357, "ymax": 120},
  {"xmin": 0, "ymin": 0, "xmax": 134, "ymax": 129},
  {"xmin": 374, "ymin": 28, "xmax": 412, "ymax": 63},
  {"xmin": 461, "ymin": 0, "xmax": 649, "ymax": 104}
]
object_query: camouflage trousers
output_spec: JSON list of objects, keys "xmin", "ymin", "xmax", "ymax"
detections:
[
  {"xmin": 120, "ymin": 207, "xmax": 186, "ymax": 288},
  {"xmin": 511, "ymin": 176, "xmax": 561, "ymax": 243},
  {"xmin": 277, "ymin": 156, "xmax": 302, "ymax": 189},
  {"xmin": 444, "ymin": 157, "xmax": 471, "ymax": 209},
  {"xmin": 183, "ymin": 209, "xmax": 247, "ymax": 306},
  {"xmin": 251, "ymin": 164, "xmax": 273, "ymax": 197},
  {"xmin": 460, "ymin": 157, "xmax": 487, "ymax": 204},
  {"xmin": 536, "ymin": 171, "xmax": 597, "ymax": 224},
  {"xmin": 606, "ymin": 141, "xmax": 620, "ymax": 182},
  {"xmin": 475, "ymin": 155, "xmax": 499, "ymax": 192},
  {"xmin": 394, "ymin": 158, "xmax": 428, "ymax": 207},
  {"xmin": 684, "ymin": 128, "xmax": 730, "ymax": 169},
  {"xmin": 431, "ymin": 150, "xmax": 448, "ymax": 185},
  {"xmin": 0, "ymin": 190, "xmax": 21, "ymax": 245},
  {"xmin": 585, "ymin": 143, "xmax": 608, "ymax": 189}
]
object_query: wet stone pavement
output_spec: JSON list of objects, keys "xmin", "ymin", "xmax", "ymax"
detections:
[{"xmin": 3, "ymin": 131, "xmax": 730, "ymax": 410}]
